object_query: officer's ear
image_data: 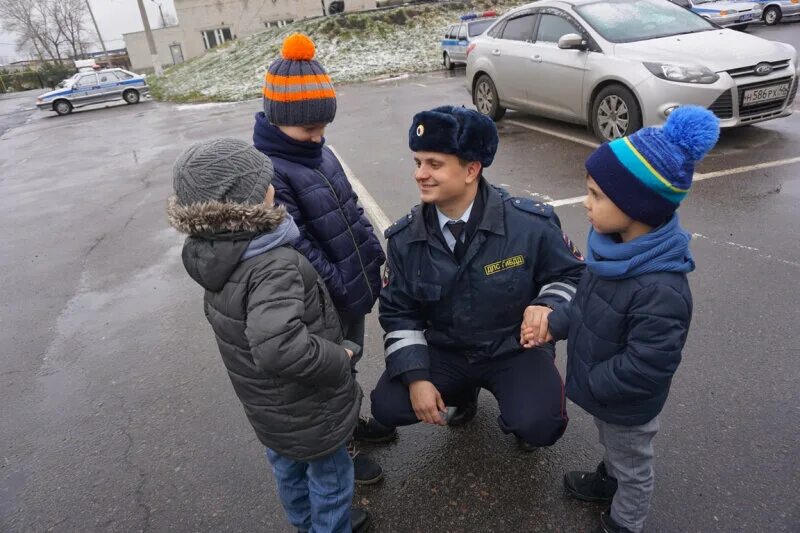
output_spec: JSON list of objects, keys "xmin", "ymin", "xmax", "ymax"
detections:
[{"xmin": 463, "ymin": 160, "xmax": 482, "ymax": 185}]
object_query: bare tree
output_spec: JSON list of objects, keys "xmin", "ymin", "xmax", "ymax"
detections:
[
  {"xmin": 0, "ymin": 0, "xmax": 55, "ymax": 61},
  {"xmin": 51, "ymin": 0, "xmax": 89, "ymax": 58},
  {"xmin": 1, "ymin": 0, "xmax": 89, "ymax": 62}
]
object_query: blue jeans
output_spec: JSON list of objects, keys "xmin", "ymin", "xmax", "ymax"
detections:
[{"xmin": 265, "ymin": 445, "xmax": 353, "ymax": 533}]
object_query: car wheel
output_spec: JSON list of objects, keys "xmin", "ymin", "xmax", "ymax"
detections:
[
  {"xmin": 763, "ymin": 6, "xmax": 781, "ymax": 25},
  {"xmin": 123, "ymin": 89, "xmax": 140, "ymax": 104},
  {"xmin": 473, "ymin": 74, "xmax": 506, "ymax": 122},
  {"xmin": 591, "ymin": 84, "xmax": 642, "ymax": 141},
  {"xmin": 54, "ymin": 100, "xmax": 72, "ymax": 116},
  {"xmin": 443, "ymin": 52, "xmax": 454, "ymax": 71}
]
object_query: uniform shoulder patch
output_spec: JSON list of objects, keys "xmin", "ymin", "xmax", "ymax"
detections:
[
  {"xmin": 508, "ymin": 197, "xmax": 553, "ymax": 218},
  {"xmin": 384, "ymin": 208, "xmax": 417, "ymax": 239}
]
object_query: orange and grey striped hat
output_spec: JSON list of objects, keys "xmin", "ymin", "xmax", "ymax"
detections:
[{"xmin": 263, "ymin": 34, "xmax": 337, "ymax": 126}]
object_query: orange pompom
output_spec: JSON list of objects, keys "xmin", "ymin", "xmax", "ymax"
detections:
[{"xmin": 281, "ymin": 33, "xmax": 316, "ymax": 61}]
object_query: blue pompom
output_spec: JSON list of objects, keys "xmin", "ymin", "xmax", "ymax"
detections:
[{"xmin": 662, "ymin": 106, "xmax": 720, "ymax": 162}]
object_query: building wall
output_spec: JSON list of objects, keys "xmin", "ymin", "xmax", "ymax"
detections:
[
  {"xmin": 174, "ymin": 0, "xmax": 378, "ymax": 60},
  {"xmin": 124, "ymin": 26, "xmax": 192, "ymax": 72},
  {"xmin": 126, "ymin": 0, "xmax": 378, "ymax": 73}
]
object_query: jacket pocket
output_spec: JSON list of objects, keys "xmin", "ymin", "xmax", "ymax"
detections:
[
  {"xmin": 316, "ymin": 279, "xmax": 343, "ymax": 336},
  {"xmin": 411, "ymin": 281, "xmax": 442, "ymax": 302}
]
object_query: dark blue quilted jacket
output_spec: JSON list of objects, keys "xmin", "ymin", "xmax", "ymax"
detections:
[
  {"xmin": 549, "ymin": 270, "xmax": 693, "ymax": 426},
  {"xmin": 253, "ymin": 113, "xmax": 385, "ymax": 316}
]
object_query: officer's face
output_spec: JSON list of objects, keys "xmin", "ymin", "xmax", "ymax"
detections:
[
  {"xmin": 413, "ymin": 152, "xmax": 481, "ymax": 205},
  {"xmin": 584, "ymin": 175, "xmax": 634, "ymax": 234}
]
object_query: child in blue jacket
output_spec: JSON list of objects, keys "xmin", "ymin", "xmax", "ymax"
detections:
[
  {"xmin": 522, "ymin": 106, "xmax": 720, "ymax": 533},
  {"xmin": 253, "ymin": 34, "xmax": 392, "ymax": 485}
]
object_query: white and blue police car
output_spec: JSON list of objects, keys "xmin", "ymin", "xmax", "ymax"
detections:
[
  {"xmin": 36, "ymin": 68, "xmax": 150, "ymax": 116},
  {"xmin": 441, "ymin": 11, "xmax": 498, "ymax": 70},
  {"xmin": 670, "ymin": 0, "xmax": 762, "ymax": 29},
  {"xmin": 746, "ymin": 0, "xmax": 800, "ymax": 25}
]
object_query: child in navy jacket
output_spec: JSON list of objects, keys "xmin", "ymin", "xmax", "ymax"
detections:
[
  {"xmin": 253, "ymin": 33, "xmax": 393, "ymax": 486},
  {"xmin": 522, "ymin": 107, "xmax": 720, "ymax": 533}
]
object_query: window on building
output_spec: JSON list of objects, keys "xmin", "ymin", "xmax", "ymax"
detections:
[
  {"xmin": 202, "ymin": 27, "xmax": 233, "ymax": 50},
  {"xmin": 264, "ymin": 19, "xmax": 294, "ymax": 29}
]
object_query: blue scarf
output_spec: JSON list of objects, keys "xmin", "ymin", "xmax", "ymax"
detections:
[
  {"xmin": 252, "ymin": 112, "xmax": 324, "ymax": 169},
  {"xmin": 586, "ymin": 214, "xmax": 695, "ymax": 280},
  {"xmin": 240, "ymin": 215, "xmax": 301, "ymax": 261}
]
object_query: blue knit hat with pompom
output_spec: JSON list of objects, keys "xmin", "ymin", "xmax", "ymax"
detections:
[{"xmin": 585, "ymin": 106, "xmax": 720, "ymax": 226}]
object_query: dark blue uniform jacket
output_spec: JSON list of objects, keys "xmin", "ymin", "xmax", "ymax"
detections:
[{"xmin": 379, "ymin": 181, "xmax": 585, "ymax": 383}]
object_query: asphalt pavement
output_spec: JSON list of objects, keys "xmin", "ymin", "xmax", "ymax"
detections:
[{"xmin": 1, "ymin": 24, "xmax": 799, "ymax": 533}]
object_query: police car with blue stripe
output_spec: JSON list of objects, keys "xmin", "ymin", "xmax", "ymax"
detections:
[
  {"xmin": 749, "ymin": 0, "xmax": 800, "ymax": 25},
  {"xmin": 670, "ymin": 0, "xmax": 762, "ymax": 28},
  {"xmin": 36, "ymin": 68, "xmax": 150, "ymax": 116},
  {"xmin": 441, "ymin": 11, "xmax": 498, "ymax": 70}
]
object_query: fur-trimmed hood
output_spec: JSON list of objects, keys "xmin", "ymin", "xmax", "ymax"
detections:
[
  {"xmin": 168, "ymin": 197, "xmax": 291, "ymax": 292},
  {"xmin": 167, "ymin": 196, "xmax": 287, "ymax": 236}
]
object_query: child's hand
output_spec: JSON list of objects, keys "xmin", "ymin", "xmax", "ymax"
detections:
[
  {"xmin": 520, "ymin": 305, "xmax": 553, "ymax": 348},
  {"xmin": 345, "ymin": 348, "xmax": 354, "ymax": 359}
]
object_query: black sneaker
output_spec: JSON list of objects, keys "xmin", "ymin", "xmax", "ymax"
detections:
[
  {"xmin": 447, "ymin": 390, "xmax": 479, "ymax": 427},
  {"xmin": 353, "ymin": 415, "xmax": 397, "ymax": 444},
  {"xmin": 597, "ymin": 510, "xmax": 634, "ymax": 533},
  {"xmin": 351, "ymin": 507, "xmax": 371, "ymax": 532},
  {"xmin": 348, "ymin": 442, "xmax": 384, "ymax": 486},
  {"xmin": 564, "ymin": 462, "xmax": 618, "ymax": 503}
]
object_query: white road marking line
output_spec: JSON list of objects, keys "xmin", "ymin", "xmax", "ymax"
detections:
[
  {"xmin": 694, "ymin": 156, "xmax": 800, "ymax": 181},
  {"xmin": 506, "ymin": 119, "xmax": 599, "ymax": 149},
  {"xmin": 692, "ymin": 233, "xmax": 799, "ymax": 268},
  {"xmin": 548, "ymin": 195, "xmax": 586, "ymax": 207},
  {"xmin": 329, "ymin": 145, "xmax": 392, "ymax": 234},
  {"xmin": 413, "ymin": 83, "xmax": 428, "ymax": 88}
]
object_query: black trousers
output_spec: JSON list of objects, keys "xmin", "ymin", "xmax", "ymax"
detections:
[{"xmin": 370, "ymin": 346, "xmax": 568, "ymax": 447}]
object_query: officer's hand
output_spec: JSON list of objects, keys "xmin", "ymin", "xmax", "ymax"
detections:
[
  {"xmin": 521, "ymin": 305, "xmax": 554, "ymax": 348},
  {"xmin": 409, "ymin": 380, "xmax": 447, "ymax": 426}
]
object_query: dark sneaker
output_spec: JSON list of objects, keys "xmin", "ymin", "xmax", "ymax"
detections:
[
  {"xmin": 564, "ymin": 462, "xmax": 618, "ymax": 503},
  {"xmin": 351, "ymin": 507, "xmax": 371, "ymax": 532},
  {"xmin": 597, "ymin": 510, "xmax": 634, "ymax": 533},
  {"xmin": 348, "ymin": 442, "xmax": 384, "ymax": 486},
  {"xmin": 447, "ymin": 390, "xmax": 479, "ymax": 427},
  {"xmin": 353, "ymin": 415, "xmax": 397, "ymax": 444}
]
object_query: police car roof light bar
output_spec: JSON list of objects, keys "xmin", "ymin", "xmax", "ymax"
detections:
[{"xmin": 460, "ymin": 10, "xmax": 497, "ymax": 21}]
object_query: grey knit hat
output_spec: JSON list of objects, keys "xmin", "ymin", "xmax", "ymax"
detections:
[
  {"xmin": 262, "ymin": 33, "xmax": 337, "ymax": 126},
  {"xmin": 172, "ymin": 138, "xmax": 274, "ymax": 206}
]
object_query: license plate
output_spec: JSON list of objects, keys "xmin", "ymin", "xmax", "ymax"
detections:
[
  {"xmin": 742, "ymin": 83, "xmax": 790, "ymax": 106},
  {"xmin": 738, "ymin": 13, "xmax": 754, "ymax": 21}
]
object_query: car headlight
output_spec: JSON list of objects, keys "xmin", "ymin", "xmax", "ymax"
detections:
[{"xmin": 644, "ymin": 62, "xmax": 720, "ymax": 84}]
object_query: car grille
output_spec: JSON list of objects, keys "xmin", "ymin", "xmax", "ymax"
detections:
[
  {"xmin": 708, "ymin": 90, "xmax": 733, "ymax": 119},
  {"xmin": 726, "ymin": 60, "xmax": 791, "ymax": 79},
  {"xmin": 737, "ymin": 76, "xmax": 794, "ymax": 117}
]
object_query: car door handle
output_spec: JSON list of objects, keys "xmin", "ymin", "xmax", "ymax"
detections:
[
  {"xmin": 530, "ymin": 55, "xmax": 542, "ymax": 63},
  {"xmin": 491, "ymin": 49, "xmax": 501, "ymax": 56}
]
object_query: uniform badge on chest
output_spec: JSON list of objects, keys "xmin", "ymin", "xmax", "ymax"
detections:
[{"xmin": 484, "ymin": 255, "xmax": 525, "ymax": 276}]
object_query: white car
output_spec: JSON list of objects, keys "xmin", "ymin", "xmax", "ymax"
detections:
[{"xmin": 466, "ymin": 0, "xmax": 798, "ymax": 140}]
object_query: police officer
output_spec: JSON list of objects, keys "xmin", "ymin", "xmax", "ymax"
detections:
[{"xmin": 370, "ymin": 106, "xmax": 585, "ymax": 449}]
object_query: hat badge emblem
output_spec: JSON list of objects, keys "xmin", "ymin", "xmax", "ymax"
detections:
[{"xmin": 416, "ymin": 124, "xmax": 425, "ymax": 136}]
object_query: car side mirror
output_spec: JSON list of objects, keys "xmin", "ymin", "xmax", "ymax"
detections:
[{"xmin": 558, "ymin": 33, "xmax": 588, "ymax": 50}]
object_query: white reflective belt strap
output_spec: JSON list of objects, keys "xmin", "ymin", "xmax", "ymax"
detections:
[
  {"xmin": 538, "ymin": 282, "xmax": 577, "ymax": 302},
  {"xmin": 384, "ymin": 330, "xmax": 427, "ymax": 357}
]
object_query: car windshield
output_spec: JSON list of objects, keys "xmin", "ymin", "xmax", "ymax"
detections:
[
  {"xmin": 576, "ymin": 0, "xmax": 716, "ymax": 43},
  {"xmin": 468, "ymin": 19, "xmax": 495, "ymax": 36}
]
